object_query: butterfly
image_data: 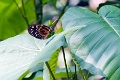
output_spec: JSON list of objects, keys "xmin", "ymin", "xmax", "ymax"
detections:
[{"xmin": 28, "ymin": 24, "xmax": 52, "ymax": 39}]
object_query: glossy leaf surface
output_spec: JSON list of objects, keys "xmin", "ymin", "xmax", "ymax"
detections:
[{"xmin": 62, "ymin": 5, "xmax": 120, "ymax": 80}]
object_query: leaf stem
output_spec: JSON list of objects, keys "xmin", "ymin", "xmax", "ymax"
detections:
[
  {"xmin": 34, "ymin": 0, "xmax": 42, "ymax": 24},
  {"xmin": 13, "ymin": 0, "xmax": 29, "ymax": 26},
  {"xmin": 77, "ymin": 64, "xmax": 87, "ymax": 80},
  {"xmin": 34, "ymin": 0, "xmax": 37, "ymax": 23},
  {"xmin": 52, "ymin": 0, "xmax": 69, "ymax": 29},
  {"xmin": 86, "ymin": 71, "xmax": 90, "ymax": 79},
  {"xmin": 21, "ymin": 0, "xmax": 29, "ymax": 26},
  {"xmin": 45, "ymin": 61, "xmax": 56, "ymax": 80},
  {"xmin": 74, "ymin": 64, "xmax": 77, "ymax": 80},
  {"xmin": 38, "ymin": 0, "xmax": 42, "ymax": 24},
  {"xmin": 61, "ymin": 46, "xmax": 69, "ymax": 80}
]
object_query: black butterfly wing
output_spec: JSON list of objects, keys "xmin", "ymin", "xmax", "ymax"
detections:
[{"xmin": 28, "ymin": 25, "xmax": 44, "ymax": 39}]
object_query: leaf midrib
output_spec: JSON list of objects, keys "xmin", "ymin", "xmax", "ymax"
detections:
[{"xmin": 103, "ymin": 17, "xmax": 120, "ymax": 37}]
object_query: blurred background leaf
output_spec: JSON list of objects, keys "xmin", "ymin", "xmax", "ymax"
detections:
[
  {"xmin": 0, "ymin": 0, "xmax": 35, "ymax": 40},
  {"xmin": 97, "ymin": 1, "xmax": 120, "ymax": 10},
  {"xmin": 43, "ymin": 0, "xmax": 57, "ymax": 7}
]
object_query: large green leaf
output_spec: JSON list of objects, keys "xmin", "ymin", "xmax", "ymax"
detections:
[
  {"xmin": 0, "ymin": 34, "xmax": 48, "ymax": 80},
  {"xmin": 0, "ymin": 25, "xmax": 81, "ymax": 79},
  {"xmin": 0, "ymin": 0, "xmax": 35, "ymax": 40},
  {"xmin": 62, "ymin": 5, "xmax": 120, "ymax": 80},
  {"xmin": 0, "ymin": 34, "xmax": 59, "ymax": 80}
]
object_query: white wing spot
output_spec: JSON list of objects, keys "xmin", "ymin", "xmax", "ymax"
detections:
[
  {"xmin": 35, "ymin": 32, "xmax": 37, "ymax": 35},
  {"xmin": 32, "ymin": 26, "xmax": 34, "ymax": 28},
  {"xmin": 36, "ymin": 34, "xmax": 38, "ymax": 37},
  {"xmin": 31, "ymin": 31, "xmax": 33, "ymax": 33},
  {"xmin": 36, "ymin": 25, "xmax": 39, "ymax": 28}
]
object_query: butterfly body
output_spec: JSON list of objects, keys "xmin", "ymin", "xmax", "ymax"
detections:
[{"xmin": 28, "ymin": 24, "xmax": 51, "ymax": 39}]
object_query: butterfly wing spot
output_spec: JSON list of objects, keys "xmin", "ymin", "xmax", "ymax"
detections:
[
  {"xmin": 35, "ymin": 34, "xmax": 38, "ymax": 37},
  {"xmin": 31, "ymin": 31, "xmax": 33, "ymax": 33},
  {"xmin": 31, "ymin": 26, "xmax": 34, "ymax": 28},
  {"xmin": 35, "ymin": 32, "xmax": 37, "ymax": 35},
  {"xmin": 36, "ymin": 25, "xmax": 39, "ymax": 28},
  {"xmin": 30, "ymin": 29, "xmax": 33, "ymax": 31}
]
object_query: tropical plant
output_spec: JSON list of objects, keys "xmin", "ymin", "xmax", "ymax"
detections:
[{"xmin": 0, "ymin": 0, "xmax": 120, "ymax": 80}]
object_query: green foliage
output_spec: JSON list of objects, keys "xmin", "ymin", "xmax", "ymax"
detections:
[
  {"xmin": 0, "ymin": 26, "xmax": 77, "ymax": 79},
  {"xmin": 62, "ymin": 5, "xmax": 120, "ymax": 80},
  {"xmin": 55, "ymin": 27, "xmax": 63, "ymax": 34},
  {"xmin": 34, "ymin": 49, "xmax": 60, "ymax": 80},
  {"xmin": 55, "ymin": 66, "xmax": 78, "ymax": 79},
  {"xmin": 0, "ymin": 0, "xmax": 120, "ymax": 79},
  {"xmin": 43, "ymin": 0, "xmax": 57, "ymax": 7},
  {"xmin": 48, "ymin": 49, "xmax": 60, "ymax": 80},
  {"xmin": 0, "ymin": 0, "xmax": 35, "ymax": 40}
]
